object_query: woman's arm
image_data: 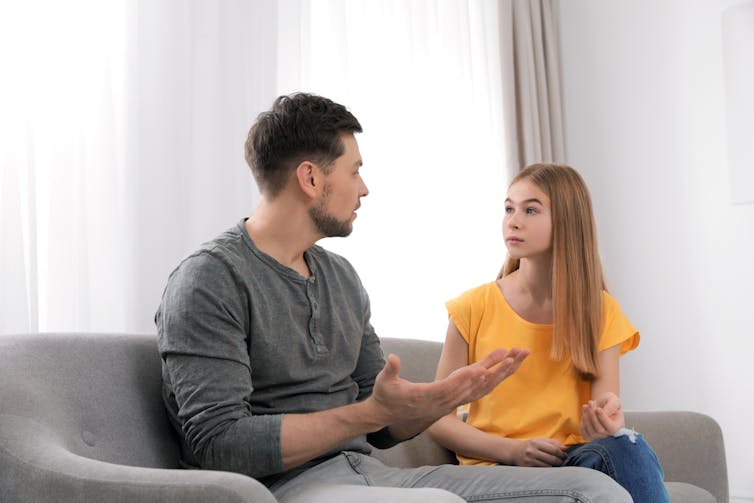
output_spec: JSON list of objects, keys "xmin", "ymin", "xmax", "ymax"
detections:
[
  {"xmin": 581, "ymin": 344, "xmax": 625, "ymax": 440},
  {"xmin": 427, "ymin": 322, "xmax": 564, "ymax": 466}
]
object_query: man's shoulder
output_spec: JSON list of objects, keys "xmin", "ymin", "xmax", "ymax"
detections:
[
  {"xmin": 169, "ymin": 221, "xmax": 250, "ymax": 280},
  {"xmin": 199, "ymin": 220, "xmax": 248, "ymax": 256}
]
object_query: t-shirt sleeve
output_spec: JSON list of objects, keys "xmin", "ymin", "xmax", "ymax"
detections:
[
  {"xmin": 598, "ymin": 291, "xmax": 640, "ymax": 355},
  {"xmin": 445, "ymin": 288, "xmax": 477, "ymax": 345},
  {"xmin": 445, "ymin": 285, "xmax": 484, "ymax": 348},
  {"xmin": 156, "ymin": 251, "xmax": 284, "ymax": 478}
]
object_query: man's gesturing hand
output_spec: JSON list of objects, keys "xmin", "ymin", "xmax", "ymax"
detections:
[{"xmin": 368, "ymin": 347, "xmax": 530, "ymax": 426}]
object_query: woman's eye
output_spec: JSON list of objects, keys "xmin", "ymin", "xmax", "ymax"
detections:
[
  {"xmin": 505, "ymin": 207, "xmax": 513, "ymax": 214},
  {"xmin": 526, "ymin": 208, "xmax": 537, "ymax": 214}
]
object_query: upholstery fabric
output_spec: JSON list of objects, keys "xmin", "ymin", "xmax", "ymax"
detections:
[{"xmin": 0, "ymin": 333, "xmax": 728, "ymax": 503}]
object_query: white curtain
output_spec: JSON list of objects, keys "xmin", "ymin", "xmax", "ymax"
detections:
[
  {"xmin": 0, "ymin": 0, "xmax": 273, "ymax": 334},
  {"xmin": 1, "ymin": 0, "xmax": 508, "ymax": 341},
  {"xmin": 281, "ymin": 0, "xmax": 509, "ymax": 341},
  {"xmin": 1, "ymin": 1, "xmax": 136, "ymax": 333}
]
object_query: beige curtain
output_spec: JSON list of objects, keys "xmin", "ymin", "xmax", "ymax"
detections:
[{"xmin": 499, "ymin": 0, "xmax": 566, "ymax": 173}]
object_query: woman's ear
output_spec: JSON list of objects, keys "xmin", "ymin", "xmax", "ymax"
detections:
[{"xmin": 295, "ymin": 161, "xmax": 319, "ymax": 198}]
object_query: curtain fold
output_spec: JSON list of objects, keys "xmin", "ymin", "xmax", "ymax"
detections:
[
  {"xmin": 0, "ymin": 0, "xmax": 275, "ymax": 335},
  {"xmin": 2, "ymin": 0, "xmax": 548, "ymax": 338},
  {"xmin": 499, "ymin": 0, "xmax": 566, "ymax": 173}
]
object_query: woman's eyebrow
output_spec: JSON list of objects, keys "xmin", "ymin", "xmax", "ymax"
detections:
[{"xmin": 505, "ymin": 197, "xmax": 544, "ymax": 205}]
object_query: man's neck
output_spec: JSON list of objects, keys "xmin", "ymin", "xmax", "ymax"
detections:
[{"xmin": 245, "ymin": 199, "xmax": 320, "ymax": 276}]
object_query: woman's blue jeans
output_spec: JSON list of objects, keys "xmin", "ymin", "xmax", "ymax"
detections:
[{"xmin": 564, "ymin": 430, "xmax": 670, "ymax": 502}]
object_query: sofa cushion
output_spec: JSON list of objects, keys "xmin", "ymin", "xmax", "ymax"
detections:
[{"xmin": 665, "ymin": 482, "xmax": 716, "ymax": 503}]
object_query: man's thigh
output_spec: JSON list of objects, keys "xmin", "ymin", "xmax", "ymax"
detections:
[
  {"xmin": 279, "ymin": 484, "xmax": 464, "ymax": 503},
  {"xmin": 272, "ymin": 453, "xmax": 462, "ymax": 503},
  {"xmin": 389, "ymin": 462, "xmax": 633, "ymax": 502},
  {"xmin": 273, "ymin": 452, "xmax": 632, "ymax": 503}
]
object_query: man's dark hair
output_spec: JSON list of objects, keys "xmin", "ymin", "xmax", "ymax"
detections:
[{"xmin": 244, "ymin": 93, "xmax": 363, "ymax": 197}]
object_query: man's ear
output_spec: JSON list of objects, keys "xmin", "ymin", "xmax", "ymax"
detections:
[{"xmin": 294, "ymin": 161, "xmax": 320, "ymax": 198}]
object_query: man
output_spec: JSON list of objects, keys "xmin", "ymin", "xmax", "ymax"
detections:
[{"xmin": 156, "ymin": 93, "xmax": 631, "ymax": 502}]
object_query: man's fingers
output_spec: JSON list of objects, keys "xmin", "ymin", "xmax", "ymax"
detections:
[
  {"xmin": 477, "ymin": 348, "xmax": 509, "ymax": 368},
  {"xmin": 382, "ymin": 353, "xmax": 401, "ymax": 379},
  {"xmin": 477, "ymin": 347, "xmax": 530, "ymax": 369},
  {"xmin": 490, "ymin": 351, "xmax": 529, "ymax": 382},
  {"xmin": 441, "ymin": 348, "xmax": 531, "ymax": 408}
]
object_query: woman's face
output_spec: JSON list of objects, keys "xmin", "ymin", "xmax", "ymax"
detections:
[{"xmin": 503, "ymin": 179, "xmax": 553, "ymax": 260}]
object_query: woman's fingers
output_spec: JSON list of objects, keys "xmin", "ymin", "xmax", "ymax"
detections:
[{"xmin": 528, "ymin": 438, "xmax": 567, "ymax": 466}]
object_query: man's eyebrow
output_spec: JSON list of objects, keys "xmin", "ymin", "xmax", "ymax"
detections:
[{"xmin": 505, "ymin": 197, "xmax": 544, "ymax": 205}]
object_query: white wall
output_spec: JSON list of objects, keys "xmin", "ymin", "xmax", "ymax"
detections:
[{"xmin": 559, "ymin": 0, "xmax": 754, "ymax": 500}]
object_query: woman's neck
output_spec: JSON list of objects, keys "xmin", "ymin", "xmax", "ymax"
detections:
[
  {"xmin": 498, "ymin": 255, "xmax": 554, "ymax": 324},
  {"xmin": 512, "ymin": 256, "xmax": 552, "ymax": 302}
]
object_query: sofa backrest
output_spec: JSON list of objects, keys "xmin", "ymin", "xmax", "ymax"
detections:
[
  {"xmin": 0, "ymin": 333, "xmax": 181, "ymax": 469},
  {"xmin": 0, "ymin": 333, "xmax": 453, "ymax": 473}
]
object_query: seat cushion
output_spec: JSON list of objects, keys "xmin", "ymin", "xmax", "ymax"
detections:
[{"xmin": 666, "ymin": 481, "xmax": 716, "ymax": 503}]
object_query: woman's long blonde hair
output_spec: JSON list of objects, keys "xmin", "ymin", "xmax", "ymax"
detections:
[{"xmin": 498, "ymin": 164, "xmax": 606, "ymax": 379}]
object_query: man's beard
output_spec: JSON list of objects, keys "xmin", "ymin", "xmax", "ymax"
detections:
[{"xmin": 308, "ymin": 184, "xmax": 353, "ymax": 238}]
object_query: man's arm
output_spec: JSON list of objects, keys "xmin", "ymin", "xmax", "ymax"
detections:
[
  {"xmin": 280, "ymin": 347, "xmax": 529, "ymax": 468},
  {"xmin": 160, "ymin": 252, "xmax": 528, "ymax": 477},
  {"xmin": 158, "ymin": 252, "xmax": 286, "ymax": 478}
]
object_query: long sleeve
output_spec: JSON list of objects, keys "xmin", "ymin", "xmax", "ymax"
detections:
[
  {"xmin": 157, "ymin": 251, "xmax": 285, "ymax": 478},
  {"xmin": 156, "ymin": 222, "xmax": 391, "ymax": 482}
]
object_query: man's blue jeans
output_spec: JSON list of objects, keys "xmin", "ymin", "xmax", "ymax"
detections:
[{"xmin": 564, "ymin": 430, "xmax": 670, "ymax": 502}]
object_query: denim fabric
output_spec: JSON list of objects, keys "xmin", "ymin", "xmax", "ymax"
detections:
[
  {"xmin": 564, "ymin": 432, "xmax": 670, "ymax": 502},
  {"xmin": 271, "ymin": 451, "xmax": 632, "ymax": 503}
]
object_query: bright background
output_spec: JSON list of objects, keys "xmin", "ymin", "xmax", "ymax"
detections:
[{"xmin": 1, "ymin": 1, "xmax": 752, "ymax": 499}]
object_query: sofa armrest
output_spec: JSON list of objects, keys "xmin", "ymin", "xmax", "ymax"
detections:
[
  {"xmin": 624, "ymin": 410, "xmax": 728, "ymax": 503},
  {"xmin": 0, "ymin": 414, "xmax": 276, "ymax": 503}
]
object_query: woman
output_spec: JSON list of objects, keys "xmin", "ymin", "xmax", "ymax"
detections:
[{"xmin": 428, "ymin": 164, "xmax": 669, "ymax": 502}]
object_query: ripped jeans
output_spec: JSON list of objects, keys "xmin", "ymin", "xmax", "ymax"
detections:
[{"xmin": 564, "ymin": 429, "xmax": 671, "ymax": 502}]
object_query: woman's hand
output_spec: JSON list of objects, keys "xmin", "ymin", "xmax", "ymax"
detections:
[
  {"xmin": 580, "ymin": 391, "xmax": 625, "ymax": 441},
  {"xmin": 510, "ymin": 437, "xmax": 568, "ymax": 467}
]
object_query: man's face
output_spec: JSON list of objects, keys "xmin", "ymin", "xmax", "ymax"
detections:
[{"xmin": 309, "ymin": 133, "xmax": 369, "ymax": 238}]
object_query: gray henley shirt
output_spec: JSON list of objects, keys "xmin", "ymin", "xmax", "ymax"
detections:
[{"xmin": 155, "ymin": 219, "xmax": 397, "ymax": 485}]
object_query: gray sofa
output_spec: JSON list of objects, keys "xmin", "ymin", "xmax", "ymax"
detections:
[{"xmin": 0, "ymin": 333, "xmax": 728, "ymax": 502}]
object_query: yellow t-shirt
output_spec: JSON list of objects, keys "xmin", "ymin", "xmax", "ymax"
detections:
[{"xmin": 446, "ymin": 282, "xmax": 640, "ymax": 466}]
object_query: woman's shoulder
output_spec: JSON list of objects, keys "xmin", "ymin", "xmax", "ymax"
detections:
[
  {"xmin": 453, "ymin": 281, "xmax": 499, "ymax": 302},
  {"xmin": 600, "ymin": 290, "xmax": 625, "ymax": 315},
  {"xmin": 598, "ymin": 290, "xmax": 640, "ymax": 352}
]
